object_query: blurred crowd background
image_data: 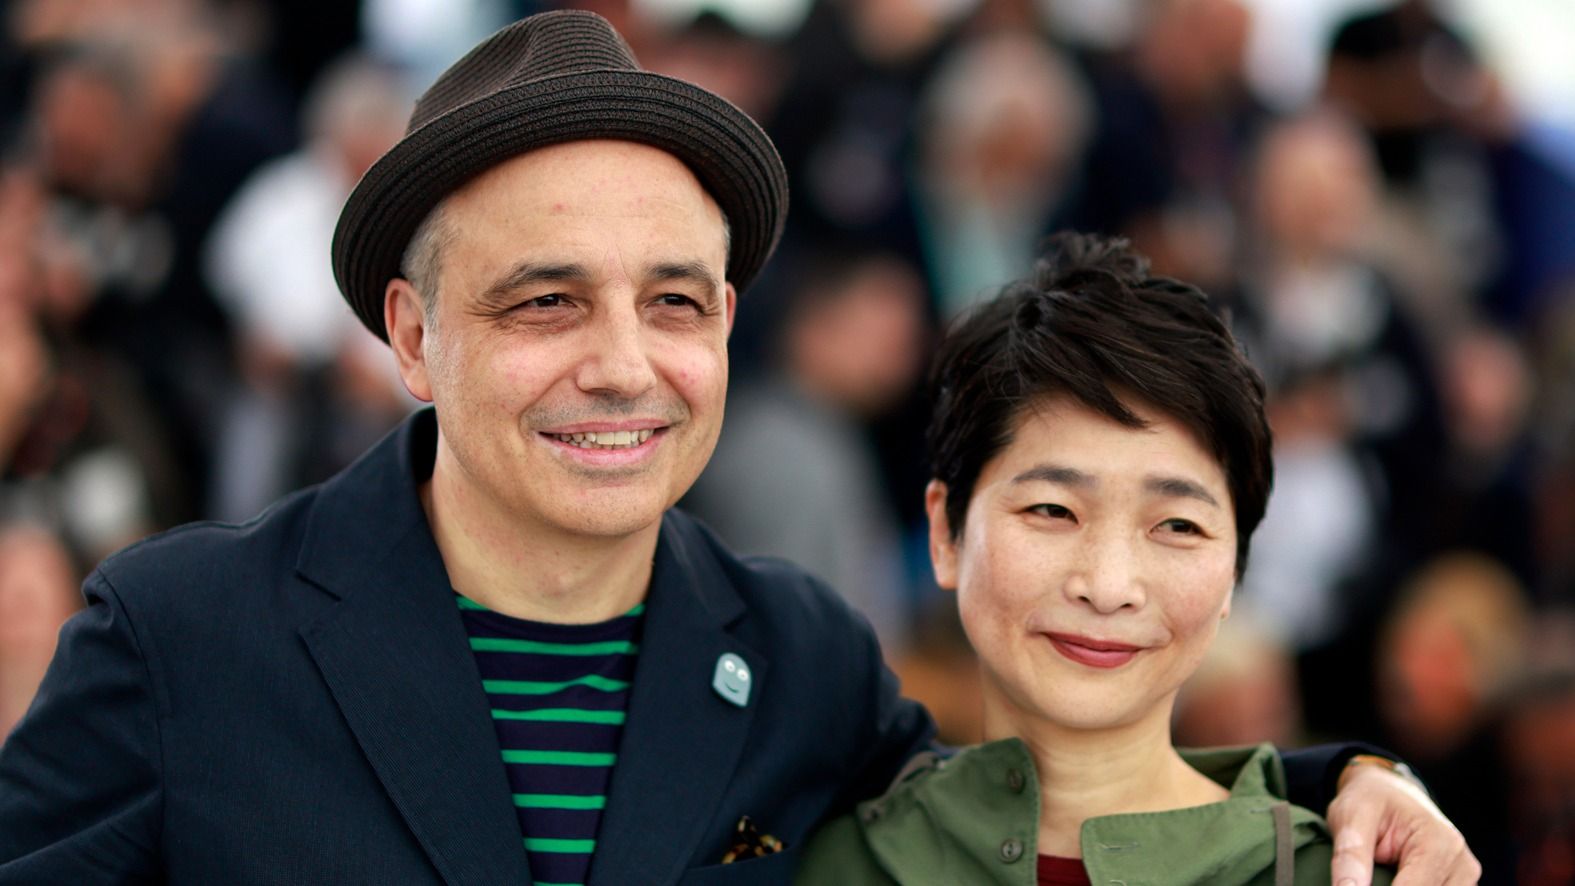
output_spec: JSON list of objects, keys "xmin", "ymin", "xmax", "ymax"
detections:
[{"xmin": 1, "ymin": 0, "xmax": 1573, "ymax": 881}]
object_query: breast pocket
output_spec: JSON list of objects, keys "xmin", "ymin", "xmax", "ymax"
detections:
[{"xmin": 675, "ymin": 845, "xmax": 802, "ymax": 886}]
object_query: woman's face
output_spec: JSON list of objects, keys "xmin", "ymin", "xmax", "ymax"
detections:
[{"xmin": 927, "ymin": 394, "xmax": 1238, "ymax": 734}]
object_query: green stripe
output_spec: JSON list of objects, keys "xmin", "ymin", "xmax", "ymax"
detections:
[
  {"xmin": 524, "ymin": 837, "xmax": 596, "ymax": 854},
  {"xmin": 482, "ymin": 675, "xmax": 629, "ymax": 695},
  {"xmin": 514, "ymin": 793, "xmax": 606, "ymax": 810},
  {"xmin": 625, "ymin": 603, "xmax": 645, "ymax": 616},
  {"xmin": 469, "ymin": 637, "xmax": 638, "ymax": 656},
  {"xmin": 490, "ymin": 708, "xmax": 626, "ymax": 725},
  {"xmin": 501, "ymin": 750, "xmax": 616, "ymax": 767}
]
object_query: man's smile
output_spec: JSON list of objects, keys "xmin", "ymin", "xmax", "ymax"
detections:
[{"xmin": 551, "ymin": 429, "xmax": 657, "ymax": 449}]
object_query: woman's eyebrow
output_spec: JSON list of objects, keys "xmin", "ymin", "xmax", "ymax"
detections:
[
  {"xmin": 1145, "ymin": 475, "xmax": 1220, "ymax": 507},
  {"xmin": 1010, "ymin": 465, "xmax": 1219, "ymax": 508},
  {"xmin": 1010, "ymin": 464, "xmax": 1094, "ymax": 488}
]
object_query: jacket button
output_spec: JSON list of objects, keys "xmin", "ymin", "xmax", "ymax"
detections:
[
  {"xmin": 1006, "ymin": 768, "xmax": 1025, "ymax": 793},
  {"xmin": 999, "ymin": 838, "xmax": 1024, "ymax": 863}
]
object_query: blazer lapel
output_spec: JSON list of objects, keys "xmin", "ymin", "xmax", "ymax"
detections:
[
  {"xmin": 295, "ymin": 413, "xmax": 531, "ymax": 886},
  {"xmin": 588, "ymin": 516, "xmax": 762, "ymax": 886}
]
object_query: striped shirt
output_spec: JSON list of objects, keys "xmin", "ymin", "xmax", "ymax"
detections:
[{"xmin": 458, "ymin": 595, "xmax": 643, "ymax": 886}]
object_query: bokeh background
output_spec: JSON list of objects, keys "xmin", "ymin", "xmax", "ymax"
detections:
[{"xmin": 2, "ymin": 0, "xmax": 1572, "ymax": 881}]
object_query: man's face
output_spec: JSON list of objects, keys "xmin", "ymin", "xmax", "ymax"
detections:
[{"xmin": 389, "ymin": 139, "xmax": 735, "ymax": 541}]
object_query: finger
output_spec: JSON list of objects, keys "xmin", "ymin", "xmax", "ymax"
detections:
[
  {"xmin": 1441, "ymin": 843, "xmax": 1483, "ymax": 886},
  {"xmin": 1390, "ymin": 853, "xmax": 1450, "ymax": 886},
  {"xmin": 1329, "ymin": 803, "xmax": 1379, "ymax": 886}
]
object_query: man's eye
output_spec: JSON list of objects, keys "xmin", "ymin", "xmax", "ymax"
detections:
[
  {"xmin": 526, "ymin": 294, "xmax": 566, "ymax": 308},
  {"xmin": 655, "ymin": 293, "xmax": 701, "ymax": 309},
  {"xmin": 1029, "ymin": 503, "xmax": 1075, "ymax": 521},
  {"xmin": 1158, "ymin": 518, "xmax": 1201, "ymax": 535}
]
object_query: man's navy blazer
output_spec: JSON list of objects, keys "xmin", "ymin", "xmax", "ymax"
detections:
[{"xmin": 0, "ymin": 410, "xmax": 934, "ymax": 884}]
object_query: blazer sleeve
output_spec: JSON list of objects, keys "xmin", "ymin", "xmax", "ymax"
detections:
[
  {"xmin": 826, "ymin": 613, "xmax": 936, "ymax": 820},
  {"xmin": 0, "ymin": 570, "xmax": 164, "ymax": 881},
  {"xmin": 1280, "ymin": 742, "xmax": 1401, "ymax": 813}
]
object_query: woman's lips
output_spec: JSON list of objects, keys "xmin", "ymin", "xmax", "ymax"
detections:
[{"xmin": 1045, "ymin": 633, "xmax": 1143, "ymax": 669}]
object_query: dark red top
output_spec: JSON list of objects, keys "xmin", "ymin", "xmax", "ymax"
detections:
[{"xmin": 1037, "ymin": 854, "xmax": 1092, "ymax": 886}]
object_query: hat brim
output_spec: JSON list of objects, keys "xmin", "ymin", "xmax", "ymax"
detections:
[{"xmin": 332, "ymin": 68, "xmax": 787, "ymax": 342}]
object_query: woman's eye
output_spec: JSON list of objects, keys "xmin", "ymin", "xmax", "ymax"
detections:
[
  {"xmin": 1029, "ymin": 503, "xmax": 1075, "ymax": 521},
  {"xmin": 1158, "ymin": 518, "xmax": 1201, "ymax": 535}
]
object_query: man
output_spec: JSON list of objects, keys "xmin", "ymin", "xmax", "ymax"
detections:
[{"xmin": 0, "ymin": 11, "xmax": 1476, "ymax": 885}]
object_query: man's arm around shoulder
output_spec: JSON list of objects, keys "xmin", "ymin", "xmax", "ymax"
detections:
[{"xmin": 0, "ymin": 569, "xmax": 163, "ymax": 882}]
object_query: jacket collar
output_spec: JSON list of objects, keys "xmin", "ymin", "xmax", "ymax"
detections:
[
  {"xmin": 586, "ymin": 513, "xmax": 759, "ymax": 885},
  {"xmin": 858, "ymin": 739, "xmax": 1327, "ymax": 886},
  {"xmin": 295, "ymin": 410, "xmax": 531, "ymax": 886},
  {"xmin": 293, "ymin": 409, "xmax": 762, "ymax": 885}
]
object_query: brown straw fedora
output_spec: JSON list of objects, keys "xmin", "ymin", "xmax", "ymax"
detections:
[{"xmin": 332, "ymin": 9, "xmax": 789, "ymax": 342}]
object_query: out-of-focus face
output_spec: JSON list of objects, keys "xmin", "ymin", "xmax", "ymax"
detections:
[
  {"xmin": 388, "ymin": 140, "xmax": 735, "ymax": 542},
  {"xmin": 1253, "ymin": 116, "xmax": 1378, "ymax": 258},
  {"xmin": 0, "ymin": 527, "xmax": 78, "ymax": 654},
  {"xmin": 926, "ymin": 394, "xmax": 1238, "ymax": 734}
]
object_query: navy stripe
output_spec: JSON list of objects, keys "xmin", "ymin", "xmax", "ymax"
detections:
[
  {"xmin": 493, "ymin": 720, "xmax": 622, "ymax": 751},
  {"xmin": 459, "ymin": 596, "xmax": 641, "ymax": 885},
  {"xmin": 504, "ymin": 808, "xmax": 603, "ymax": 838},
  {"xmin": 502, "ymin": 764, "xmax": 618, "ymax": 797}
]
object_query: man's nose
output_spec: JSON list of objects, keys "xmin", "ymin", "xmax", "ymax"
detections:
[
  {"xmin": 575, "ymin": 304, "xmax": 658, "ymax": 398},
  {"xmin": 1062, "ymin": 530, "xmax": 1147, "ymax": 614}
]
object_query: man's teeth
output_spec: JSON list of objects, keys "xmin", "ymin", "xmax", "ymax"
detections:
[{"xmin": 552, "ymin": 429, "xmax": 655, "ymax": 449}]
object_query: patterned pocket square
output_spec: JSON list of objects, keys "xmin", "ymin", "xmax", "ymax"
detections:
[{"xmin": 720, "ymin": 815, "xmax": 785, "ymax": 863}]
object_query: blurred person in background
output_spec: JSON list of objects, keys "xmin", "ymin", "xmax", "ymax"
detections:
[
  {"xmin": 1233, "ymin": 108, "xmax": 1446, "ymax": 651},
  {"xmin": 204, "ymin": 53, "xmax": 416, "ymax": 522},
  {"xmin": 1499, "ymin": 612, "xmax": 1575, "ymax": 885},
  {"xmin": 769, "ymin": 0, "xmax": 962, "ymax": 261},
  {"xmin": 0, "ymin": 525, "xmax": 79, "ymax": 738},
  {"xmin": 688, "ymin": 249, "xmax": 929, "ymax": 649},
  {"xmin": 886, "ymin": 597, "xmax": 983, "ymax": 747},
  {"xmin": 1427, "ymin": 322, "xmax": 1540, "ymax": 588},
  {"xmin": 1376, "ymin": 552, "xmax": 1532, "ymax": 882},
  {"xmin": 1324, "ymin": 0, "xmax": 1575, "ymax": 329},
  {"xmin": 913, "ymin": 27, "xmax": 1093, "ymax": 316},
  {"xmin": 1070, "ymin": 0, "xmax": 1262, "ymax": 292},
  {"xmin": 1173, "ymin": 612, "xmax": 1305, "ymax": 750},
  {"xmin": 0, "ymin": 161, "xmax": 171, "ymax": 566},
  {"xmin": 1528, "ymin": 291, "xmax": 1575, "ymax": 602},
  {"xmin": 22, "ymin": 4, "xmax": 296, "ymax": 522}
]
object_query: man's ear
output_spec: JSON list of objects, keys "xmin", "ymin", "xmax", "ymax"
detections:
[
  {"xmin": 722, "ymin": 282, "xmax": 738, "ymax": 338},
  {"xmin": 385, "ymin": 278, "xmax": 434, "ymax": 403},
  {"xmin": 925, "ymin": 480, "xmax": 960, "ymax": 591}
]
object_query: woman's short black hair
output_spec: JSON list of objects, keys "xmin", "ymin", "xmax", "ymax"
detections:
[{"xmin": 926, "ymin": 233, "xmax": 1273, "ymax": 577}]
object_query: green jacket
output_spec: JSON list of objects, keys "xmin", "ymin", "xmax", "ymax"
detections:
[{"xmin": 796, "ymin": 741, "xmax": 1395, "ymax": 885}]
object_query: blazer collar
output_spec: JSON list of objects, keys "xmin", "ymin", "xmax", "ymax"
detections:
[
  {"xmin": 587, "ymin": 514, "xmax": 760, "ymax": 885},
  {"xmin": 295, "ymin": 410, "xmax": 532, "ymax": 885}
]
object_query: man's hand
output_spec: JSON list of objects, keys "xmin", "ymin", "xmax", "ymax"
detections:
[{"xmin": 1326, "ymin": 759, "xmax": 1482, "ymax": 885}]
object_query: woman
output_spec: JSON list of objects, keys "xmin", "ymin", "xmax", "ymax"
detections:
[{"xmin": 797, "ymin": 234, "xmax": 1393, "ymax": 885}]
